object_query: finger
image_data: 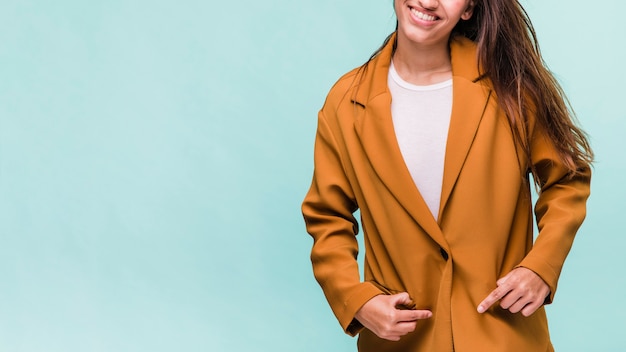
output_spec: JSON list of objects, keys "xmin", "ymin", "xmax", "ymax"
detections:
[
  {"xmin": 477, "ymin": 288, "xmax": 509, "ymax": 313},
  {"xmin": 384, "ymin": 335, "xmax": 402, "ymax": 342},
  {"xmin": 520, "ymin": 300, "xmax": 543, "ymax": 317},
  {"xmin": 499, "ymin": 291, "xmax": 522, "ymax": 310},
  {"xmin": 379, "ymin": 321, "xmax": 416, "ymax": 342},
  {"xmin": 390, "ymin": 292, "xmax": 419, "ymax": 311},
  {"xmin": 396, "ymin": 309, "xmax": 432, "ymax": 322},
  {"xmin": 390, "ymin": 292, "xmax": 412, "ymax": 307},
  {"xmin": 395, "ymin": 320, "xmax": 418, "ymax": 334},
  {"xmin": 383, "ymin": 320, "xmax": 419, "ymax": 341},
  {"xmin": 507, "ymin": 298, "xmax": 530, "ymax": 314}
]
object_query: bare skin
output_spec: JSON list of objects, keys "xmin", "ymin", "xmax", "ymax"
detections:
[
  {"xmin": 477, "ymin": 267, "xmax": 551, "ymax": 316},
  {"xmin": 355, "ymin": 292, "xmax": 432, "ymax": 341},
  {"xmin": 392, "ymin": 0, "xmax": 475, "ymax": 85}
]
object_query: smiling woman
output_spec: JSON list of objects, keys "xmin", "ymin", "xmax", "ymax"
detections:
[{"xmin": 301, "ymin": 0, "xmax": 593, "ymax": 351}]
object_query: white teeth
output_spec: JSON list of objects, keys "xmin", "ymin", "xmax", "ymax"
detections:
[{"xmin": 411, "ymin": 8, "xmax": 437, "ymax": 21}]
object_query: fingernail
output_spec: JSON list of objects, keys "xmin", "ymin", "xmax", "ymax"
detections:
[{"xmin": 477, "ymin": 305, "xmax": 485, "ymax": 313}]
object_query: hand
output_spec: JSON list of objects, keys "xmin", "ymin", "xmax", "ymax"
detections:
[
  {"xmin": 355, "ymin": 292, "xmax": 432, "ymax": 341},
  {"xmin": 477, "ymin": 267, "xmax": 550, "ymax": 317}
]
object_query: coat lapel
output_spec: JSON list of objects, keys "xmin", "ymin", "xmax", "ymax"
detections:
[
  {"xmin": 354, "ymin": 93, "xmax": 445, "ymax": 246},
  {"xmin": 437, "ymin": 37, "xmax": 492, "ymax": 220},
  {"xmin": 351, "ymin": 34, "xmax": 445, "ymax": 247},
  {"xmin": 437, "ymin": 79, "xmax": 491, "ymax": 221},
  {"xmin": 350, "ymin": 33, "xmax": 491, "ymax": 247}
]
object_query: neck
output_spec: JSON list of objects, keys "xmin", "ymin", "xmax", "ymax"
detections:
[{"xmin": 392, "ymin": 35, "xmax": 453, "ymax": 86}]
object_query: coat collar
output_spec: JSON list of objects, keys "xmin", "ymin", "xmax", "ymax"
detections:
[{"xmin": 351, "ymin": 33, "xmax": 492, "ymax": 248}]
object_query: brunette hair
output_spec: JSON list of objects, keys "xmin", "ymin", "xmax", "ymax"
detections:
[{"xmin": 361, "ymin": 0, "xmax": 593, "ymax": 183}]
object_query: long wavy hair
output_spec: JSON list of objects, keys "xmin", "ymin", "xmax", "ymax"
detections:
[{"xmin": 361, "ymin": 0, "xmax": 593, "ymax": 184}]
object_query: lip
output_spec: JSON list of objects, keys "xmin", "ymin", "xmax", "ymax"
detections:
[{"xmin": 407, "ymin": 5, "xmax": 440, "ymax": 26}]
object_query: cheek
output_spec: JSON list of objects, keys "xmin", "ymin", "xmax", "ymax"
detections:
[{"xmin": 394, "ymin": 0, "xmax": 408, "ymax": 18}]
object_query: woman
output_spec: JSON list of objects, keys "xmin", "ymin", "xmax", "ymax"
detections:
[{"xmin": 301, "ymin": 0, "xmax": 593, "ymax": 351}]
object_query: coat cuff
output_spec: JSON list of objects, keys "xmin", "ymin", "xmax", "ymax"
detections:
[{"xmin": 339, "ymin": 282, "xmax": 385, "ymax": 336}]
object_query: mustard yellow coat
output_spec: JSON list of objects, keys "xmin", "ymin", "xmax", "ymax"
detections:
[{"xmin": 302, "ymin": 33, "xmax": 591, "ymax": 352}]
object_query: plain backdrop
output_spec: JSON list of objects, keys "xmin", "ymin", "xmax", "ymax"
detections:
[{"xmin": 1, "ymin": 0, "xmax": 624, "ymax": 351}]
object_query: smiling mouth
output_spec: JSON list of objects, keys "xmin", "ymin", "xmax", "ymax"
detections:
[{"xmin": 409, "ymin": 7, "xmax": 438, "ymax": 21}]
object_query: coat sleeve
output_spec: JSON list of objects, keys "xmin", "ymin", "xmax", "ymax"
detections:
[
  {"xmin": 301, "ymin": 109, "xmax": 383, "ymax": 336},
  {"xmin": 516, "ymin": 122, "xmax": 591, "ymax": 304}
]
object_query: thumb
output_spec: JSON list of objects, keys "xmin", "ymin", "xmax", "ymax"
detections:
[{"xmin": 390, "ymin": 292, "xmax": 412, "ymax": 307}]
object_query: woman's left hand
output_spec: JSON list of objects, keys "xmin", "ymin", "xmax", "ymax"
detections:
[{"xmin": 477, "ymin": 267, "xmax": 550, "ymax": 317}]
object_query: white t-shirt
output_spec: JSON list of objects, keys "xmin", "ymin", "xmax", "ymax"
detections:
[{"xmin": 388, "ymin": 61, "xmax": 453, "ymax": 221}]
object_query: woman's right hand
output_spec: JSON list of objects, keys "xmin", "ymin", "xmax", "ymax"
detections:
[{"xmin": 354, "ymin": 292, "xmax": 432, "ymax": 341}]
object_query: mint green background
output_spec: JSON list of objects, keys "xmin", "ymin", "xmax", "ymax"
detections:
[{"xmin": 0, "ymin": 1, "xmax": 623, "ymax": 351}]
